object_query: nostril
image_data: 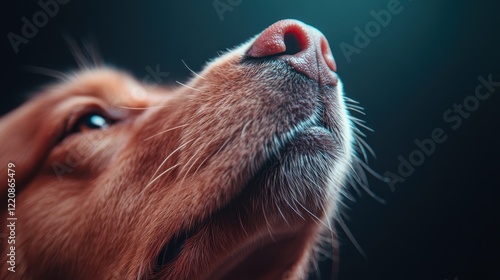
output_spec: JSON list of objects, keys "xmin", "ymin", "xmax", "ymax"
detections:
[
  {"xmin": 283, "ymin": 32, "xmax": 304, "ymax": 55},
  {"xmin": 247, "ymin": 21, "xmax": 310, "ymax": 59}
]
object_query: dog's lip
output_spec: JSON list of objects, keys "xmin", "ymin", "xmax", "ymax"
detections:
[
  {"xmin": 155, "ymin": 219, "xmax": 210, "ymax": 272},
  {"xmin": 208, "ymin": 231, "xmax": 300, "ymax": 279},
  {"xmin": 154, "ymin": 229, "xmax": 193, "ymax": 270},
  {"xmin": 154, "ymin": 223, "xmax": 303, "ymax": 279}
]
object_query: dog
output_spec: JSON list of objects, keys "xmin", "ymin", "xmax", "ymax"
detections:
[{"xmin": 0, "ymin": 19, "xmax": 370, "ymax": 279}]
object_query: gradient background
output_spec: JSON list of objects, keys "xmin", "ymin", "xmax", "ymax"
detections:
[{"xmin": 1, "ymin": 1, "xmax": 499, "ymax": 279}]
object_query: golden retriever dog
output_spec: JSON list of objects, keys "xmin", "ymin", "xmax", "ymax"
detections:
[{"xmin": 0, "ymin": 19, "xmax": 371, "ymax": 279}]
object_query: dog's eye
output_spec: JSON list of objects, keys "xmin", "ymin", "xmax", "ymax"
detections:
[{"xmin": 73, "ymin": 113, "xmax": 113, "ymax": 133}]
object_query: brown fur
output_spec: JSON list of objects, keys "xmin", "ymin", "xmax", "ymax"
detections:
[{"xmin": 1, "ymin": 20, "xmax": 354, "ymax": 279}]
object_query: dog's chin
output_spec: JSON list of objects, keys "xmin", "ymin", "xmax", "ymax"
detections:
[
  {"xmin": 154, "ymin": 126, "xmax": 340, "ymax": 279},
  {"xmin": 212, "ymin": 127, "xmax": 340, "ymax": 279}
]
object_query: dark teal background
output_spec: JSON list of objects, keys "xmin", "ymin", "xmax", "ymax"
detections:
[{"xmin": 1, "ymin": 1, "xmax": 499, "ymax": 279}]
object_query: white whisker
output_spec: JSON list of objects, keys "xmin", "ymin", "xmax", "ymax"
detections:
[
  {"xmin": 176, "ymin": 81, "xmax": 202, "ymax": 92},
  {"xmin": 347, "ymin": 106, "xmax": 366, "ymax": 115},
  {"xmin": 82, "ymin": 36, "xmax": 103, "ymax": 67},
  {"xmin": 143, "ymin": 163, "xmax": 180, "ymax": 193},
  {"xmin": 296, "ymin": 200, "xmax": 332, "ymax": 232},
  {"xmin": 177, "ymin": 139, "xmax": 203, "ymax": 186},
  {"xmin": 346, "ymin": 103, "xmax": 365, "ymax": 111},
  {"xmin": 238, "ymin": 213, "xmax": 249, "ymax": 238},
  {"xmin": 262, "ymin": 201, "xmax": 276, "ymax": 242},
  {"xmin": 349, "ymin": 161, "xmax": 386, "ymax": 204},
  {"xmin": 148, "ymin": 139, "xmax": 193, "ymax": 186},
  {"xmin": 336, "ymin": 212, "xmax": 367, "ymax": 258},
  {"xmin": 343, "ymin": 96, "xmax": 360, "ymax": 104},
  {"xmin": 114, "ymin": 105, "xmax": 173, "ymax": 110},
  {"xmin": 285, "ymin": 198, "xmax": 306, "ymax": 220},
  {"xmin": 23, "ymin": 65, "xmax": 70, "ymax": 81},
  {"xmin": 192, "ymin": 137, "xmax": 231, "ymax": 177},
  {"xmin": 144, "ymin": 124, "xmax": 189, "ymax": 141},
  {"xmin": 355, "ymin": 158, "xmax": 390, "ymax": 184},
  {"xmin": 275, "ymin": 201, "xmax": 291, "ymax": 227},
  {"xmin": 354, "ymin": 138, "xmax": 369, "ymax": 163},
  {"xmin": 181, "ymin": 59, "xmax": 206, "ymax": 80},
  {"xmin": 354, "ymin": 135, "xmax": 376, "ymax": 159},
  {"xmin": 64, "ymin": 36, "xmax": 92, "ymax": 70}
]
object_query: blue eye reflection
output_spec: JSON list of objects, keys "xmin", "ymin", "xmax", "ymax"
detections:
[{"xmin": 75, "ymin": 113, "xmax": 111, "ymax": 132}]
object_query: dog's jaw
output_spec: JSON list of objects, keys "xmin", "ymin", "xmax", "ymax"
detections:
[{"xmin": 146, "ymin": 21, "xmax": 354, "ymax": 279}]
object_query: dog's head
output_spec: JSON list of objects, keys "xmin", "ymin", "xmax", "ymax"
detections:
[{"xmin": 1, "ymin": 20, "xmax": 355, "ymax": 279}]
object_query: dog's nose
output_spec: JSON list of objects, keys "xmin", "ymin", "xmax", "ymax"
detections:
[{"xmin": 247, "ymin": 19, "xmax": 337, "ymax": 85}]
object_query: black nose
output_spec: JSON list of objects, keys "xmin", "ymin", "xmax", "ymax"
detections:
[{"xmin": 247, "ymin": 19, "xmax": 337, "ymax": 86}]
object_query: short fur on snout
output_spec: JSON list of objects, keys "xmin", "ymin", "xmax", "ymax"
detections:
[{"xmin": 0, "ymin": 20, "xmax": 365, "ymax": 280}]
